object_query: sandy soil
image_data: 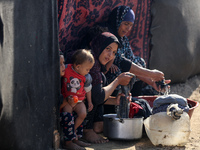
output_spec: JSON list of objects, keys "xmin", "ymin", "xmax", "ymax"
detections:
[{"xmin": 85, "ymin": 74, "xmax": 200, "ymax": 150}]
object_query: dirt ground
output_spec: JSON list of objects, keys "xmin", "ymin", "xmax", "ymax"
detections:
[{"xmin": 85, "ymin": 74, "xmax": 200, "ymax": 150}]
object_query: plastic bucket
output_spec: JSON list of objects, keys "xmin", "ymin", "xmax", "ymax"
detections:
[{"xmin": 144, "ymin": 112, "xmax": 191, "ymax": 146}]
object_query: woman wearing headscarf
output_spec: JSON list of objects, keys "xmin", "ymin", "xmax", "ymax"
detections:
[
  {"xmin": 82, "ymin": 31, "xmax": 170, "ymax": 144},
  {"xmin": 98, "ymin": 5, "xmax": 170, "ymax": 96},
  {"xmin": 82, "ymin": 32, "xmax": 134, "ymax": 143}
]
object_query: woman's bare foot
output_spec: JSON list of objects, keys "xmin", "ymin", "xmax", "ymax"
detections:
[
  {"xmin": 83, "ymin": 129, "xmax": 109, "ymax": 144},
  {"xmin": 93, "ymin": 121, "xmax": 103, "ymax": 133},
  {"xmin": 64, "ymin": 141, "xmax": 86, "ymax": 150},
  {"xmin": 73, "ymin": 139, "xmax": 91, "ymax": 147}
]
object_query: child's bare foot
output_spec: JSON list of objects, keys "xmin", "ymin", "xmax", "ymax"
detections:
[
  {"xmin": 73, "ymin": 139, "xmax": 91, "ymax": 147},
  {"xmin": 64, "ymin": 141, "xmax": 86, "ymax": 150},
  {"xmin": 83, "ymin": 129, "xmax": 109, "ymax": 144}
]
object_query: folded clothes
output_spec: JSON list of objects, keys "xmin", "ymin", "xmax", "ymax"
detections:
[
  {"xmin": 152, "ymin": 103, "xmax": 189, "ymax": 114},
  {"xmin": 152, "ymin": 94, "xmax": 189, "ymax": 114},
  {"xmin": 153, "ymin": 94, "xmax": 188, "ymax": 108}
]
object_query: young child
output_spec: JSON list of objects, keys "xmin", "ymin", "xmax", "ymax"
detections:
[
  {"xmin": 60, "ymin": 50, "xmax": 66, "ymax": 77},
  {"xmin": 60, "ymin": 49, "xmax": 94, "ymax": 149}
]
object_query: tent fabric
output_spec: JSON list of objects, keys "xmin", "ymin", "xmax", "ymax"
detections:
[
  {"xmin": 149, "ymin": 0, "xmax": 200, "ymax": 83},
  {"xmin": 58, "ymin": 0, "xmax": 152, "ymax": 64},
  {"xmin": 0, "ymin": 1, "xmax": 59, "ymax": 150}
]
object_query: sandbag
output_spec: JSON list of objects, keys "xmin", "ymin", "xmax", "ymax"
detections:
[
  {"xmin": 149, "ymin": 0, "xmax": 200, "ymax": 83},
  {"xmin": 0, "ymin": 1, "xmax": 59, "ymax": 150}
]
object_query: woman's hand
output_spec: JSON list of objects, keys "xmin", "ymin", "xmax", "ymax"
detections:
[
  {"xmin": 88, "ymin": 102, "xmax": 94, "ymax": 112},
  {"xmin": 150, "ymin": 69, "xmax": 165, "ymax": 82},
  {"xmin": 116, "ymin": 93, "xmax": 132, "ymax": 105},
  {"xmin": 116, "ymin": 93, "xmax": 125, "ymax": 105},
  {"xmin": 117, "ymin": 72, "xmax": 134, "ymax": 86},
  {"xmin": 151, "ymin": 81, "xmax": 159, "ymax": 91},
  {"xmin": 152, "ymin": 79, "xmax": 171, "ymax": 92},
  {"xmin": 110, "ymin": 64, "xmax": 120, "ymax": 73},
  {"xmin": 165, "ymin": 80, "xmax": 171, "ymax": 84},
  {"xmin": 127, "ymin": 93, "xmax": 132, "ymax": 102}
]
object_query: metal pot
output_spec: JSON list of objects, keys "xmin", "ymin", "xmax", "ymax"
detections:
[{"xmin": 103, "ymin": 114, "xmax": 143, "ymax": 140}]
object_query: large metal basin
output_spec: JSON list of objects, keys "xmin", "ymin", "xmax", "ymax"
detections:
[{"xmin": 103, "ymin": 114, "xmax": 143, "ymax": 140}]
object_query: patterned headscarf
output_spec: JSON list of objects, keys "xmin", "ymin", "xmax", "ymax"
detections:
[
  {"xmin": 89, "ymin": 32, "xmax": 119, "ymax": 86},
  {"xmin": 105, "ymin": 6, "xmax": 136, "ymax": 64},
  {"xmin": 105, "ymin": 6, "xmax": 146, "ymax": 85},
  {"xmin": 107, "ymin": 5, "xmax": 134, "ymax": 40}
]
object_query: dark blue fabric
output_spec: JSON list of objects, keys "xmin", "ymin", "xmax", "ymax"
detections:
[
  {"xmin": 152, "ymin": 104, "xmax": 189, "ymax": 114},
  {"xmin": 123, "ymin": 9, "xmax": 135, "ymax": 23},
  {"xmin": 60, "ymin": 112, "xmax": 83, "ymax": 141},
  {"xmin": 153, "ymin": 94, "xmax": 188, "ymax": 108}
]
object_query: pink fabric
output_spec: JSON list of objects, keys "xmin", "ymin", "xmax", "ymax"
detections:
[{"xmin": 58, "ymin": 0, "xmax": 152, "ymax": 64}]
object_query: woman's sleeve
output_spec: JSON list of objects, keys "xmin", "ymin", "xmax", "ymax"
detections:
[
  {"xmin": 91, "ymin": 83, "xmax": 105, "ymax": 106},
  {"xmin": 84, "ymin": 74, "xmax": 92, "ymax": 93},
  {"xmin": 120, "ymin": 56, "xmax": 132, "ymax": 72}
]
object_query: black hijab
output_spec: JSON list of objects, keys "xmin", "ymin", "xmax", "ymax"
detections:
[{"xmin": 89, "ymin": 32, "xmax": 119, "ymax": 86}]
